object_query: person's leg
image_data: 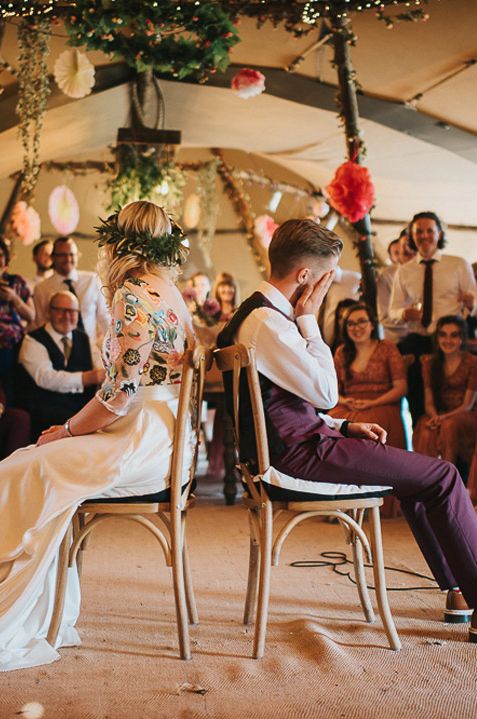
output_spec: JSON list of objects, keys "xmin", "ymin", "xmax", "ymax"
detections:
[{"xmin": 275, "ymin": 436, "xmax": 477, "ymax": 609}]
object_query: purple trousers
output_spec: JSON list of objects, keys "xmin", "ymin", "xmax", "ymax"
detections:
[{"xmin": 274, "ymin": 434, "xmax": 477, "ymax": 609}]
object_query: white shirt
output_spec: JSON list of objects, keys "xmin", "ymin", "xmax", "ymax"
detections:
[
  {"xmin": 320, "ymin": 266, "xmax": 360, "ymax": 345},
  {"xmin": 236, "ymin": 281, "xmax": 344, "ymax": 432},
  {"xmin": 27, "ymin": 270, "xmax": 53, "ymax": 293},
  {"xmin": 32, "ymin": 269, "xmax": 110, "ymax": 343},
  {"xmin": 19, "ymin": 322, "xmax": 103, "ymax": 394},
  {"xmin": 389, "ymin": 251, "xmax": 477, "ymax": 335},
  {"xmin": 377, "ymin": 264, "xmax": 408, "ymax": 342}
]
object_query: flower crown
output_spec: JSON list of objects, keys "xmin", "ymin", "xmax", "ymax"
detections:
[{"xmin": 94, "ymin": 212, "xmax": 189, "ymax": 267}]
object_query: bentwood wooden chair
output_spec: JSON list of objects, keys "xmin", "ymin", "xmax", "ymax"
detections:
[
  {"xmin": 47, "ymin": 346, "xmax": 212, "ymax": 660},
  {"xmin": 214, "ymin": 344, "xmax": 401, "ymax": 659}
]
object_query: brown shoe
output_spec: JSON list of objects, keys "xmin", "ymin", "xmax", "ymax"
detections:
[
  {"xmin": 444, "ymin": 589, "xmax": 472, "ymax": 623},
  {"xmin": 470, "ymin": 610, "xmax": 477, "ymax": 643}
]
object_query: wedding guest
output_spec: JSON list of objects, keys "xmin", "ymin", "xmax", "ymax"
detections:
[
  {"xmin": 377, "ymin": 230, "xmax": 415, "ymax": 343},
  {"xmin": 0, "ymin": 383, "xmax": 30, "ymax": 459},
  {"xmin": 0, "ymin": 238, "xmax": 35, "ymax": 382},
  {"xmin": 413, "ymin": 316, "xmax": 477, "ymax": 477},
  {"xmin": 29, "ymin": 239, "xmax": 53, "ymax": 289},
  {"xmin": 33, "ymin": 236, "xmax": 109, "ymax": 344},
  {"xmin": 387, "ymin": 238, "xmax": 401, "ymax": 265},
  {"xmin": 389, "ymin": 211, "xmax": 477, "ymax": 423},
  {"xmin": 213, "ymin": 272, "xmax": 240, "ymax": 321},
  {"xmin": 330, "ymin": 297, "xmax": 356, "ymax": 354},
  {"xmin": 318, "ymin": 265, "xmax": 360, "ymax": 346},
  {"xmin": 18, "ymin": 291, "xmax": 104, "ymax": 439},
  {"xmin": 187, "ymin": 271, "xmax": 212, "ymax": 305},
  {"xmin": 217, "ymin": 218, "xmax": 477, "ymax": 637}
]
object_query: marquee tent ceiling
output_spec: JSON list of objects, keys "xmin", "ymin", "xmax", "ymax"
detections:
[{"xmin": 1, "ymin": 0, "xmax": 477, "ymax": 227}]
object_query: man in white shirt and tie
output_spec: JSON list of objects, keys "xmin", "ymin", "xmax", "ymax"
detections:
[
  {"xmin": 389, "ymin": 211, "xmax": 477, "ymax": 423},
  {"xmin": 18, "ymin": 291, "xmax": 104, "ymax": 438},
  {"xmin": 32, "ymin": 236, "xmax": 110, "ymax": 344}
]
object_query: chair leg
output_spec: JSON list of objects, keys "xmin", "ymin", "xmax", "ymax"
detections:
[
  {"xmin": 47, "ymin": 521, "xmax": 73, "ymax": 647},
  {"xmin": 368, "ymin": 506, "xmax": 401, "ymax": 651},
  {"xmin": 183, "ymin": 534, "xmax": 199, "ymax": 625},
  {"xmin": 243, "ymin": 508, "xmax": 260, "ymax": 625},
  {"xmin": 72, "ymin": 513, "xmax": 84, "ymax": 578},
  {"xmin": 171, "ymin": 516, "xmax": 191, "ymax": 660},
  {"xmin": 253, "ymin": 501, "xmax": 273, "ymax": 659},
  {"xmin": 352, "ymin": 533, "xmax": 375, "ymax": 624}
]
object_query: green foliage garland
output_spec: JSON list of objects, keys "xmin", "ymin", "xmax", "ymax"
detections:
[
  {"xmin": 65, "ymin": 1, "xmax": 239, "ymax": 81},
  {"xmin": 95, "ymin": 212, "xmax": 188, "ymax": 267},
  {"xmin": 16, "ymin": 16, "xmax": 51, "ymax": 200}
]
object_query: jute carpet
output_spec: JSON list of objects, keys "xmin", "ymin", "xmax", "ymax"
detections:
[{"xmin": 1, "ymin": 484, "xmax": 476, "ymax": 719}]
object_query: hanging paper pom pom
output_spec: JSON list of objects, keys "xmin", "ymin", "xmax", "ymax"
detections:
[
  {"xmin": 254, "ymin": 214, "xmax": 278, "ymax": 249},
  {"xmin": 53, "ymin": 49, "xmax": 95, "ymax": 99},
  {"xmin": 231, "ymin": 68, "xmax": 266, "ymax": 99},
  {"xmin": 183, "ymin": 193, "xmax": 201, "ymax": 229},
  {"xmin": 48, "ymin": 185, "xmax": 80, "ymax": 235},
  {"xmin": 10, "ymin": 201, "xmax": 41, "ymax": 246},
  {"xmin": 326, "ymin": 161, "xmax": 375, "ymax": 224}
]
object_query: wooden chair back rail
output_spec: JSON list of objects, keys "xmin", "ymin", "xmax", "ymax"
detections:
[{"xmin": 47, "ymin": 345, "xmax": 211, "ymax": 660}]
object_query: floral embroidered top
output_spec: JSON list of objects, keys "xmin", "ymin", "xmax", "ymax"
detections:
[
  {"xmin": 0, "ymin": 272, "xmax": 31, "ymax": 349},
  {"xmin": 96, "ymin": 277, "xmax": 188, "ymax": 416}
]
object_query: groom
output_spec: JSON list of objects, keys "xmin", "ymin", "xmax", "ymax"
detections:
[{"xmin": 218, "ymin": 218, "xmax": 477, "ymax": 642}]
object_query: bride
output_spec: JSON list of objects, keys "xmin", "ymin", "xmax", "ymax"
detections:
[{"xmin": 0, "ymin": 200, "xmax": 194, "ymax": 671}]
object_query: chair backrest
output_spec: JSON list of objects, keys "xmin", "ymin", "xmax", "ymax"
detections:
[
  {"xmin": 214, "ymin": 344, "xmax": 270, "ymax": 499},
  {"xmin": 170, "ymin": 345, "xmax": 212, "ymax": 509}
]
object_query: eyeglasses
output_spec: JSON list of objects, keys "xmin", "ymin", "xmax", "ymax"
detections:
[
  {"xmin": 437, "ymin": 331, "xmax": 461, "ymax": 339},
  {"xmin": 50, "ymin": 306, "xmax": 79, "ymax": 316},
  {"xmin": 346, "ymin": 318, "xmax": 371, "ymax": 329},
  {"xmin": 53, "ymin": 253, "xmax": 77, "ymax": 259}
]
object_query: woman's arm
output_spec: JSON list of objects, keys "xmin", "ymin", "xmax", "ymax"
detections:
[
  {"xmin": 437, "ymin": 388, "xmax": 477, "ymax": 421},
  {"xmin": 0, "ymin": 284, "xmax": 35, "ymax": 323},
  {"xmin": 37, "ymin": 395, "xmax": 121, "ymax": 445},
  {"xmin": 353, "ymin": 379, "xmax": 407, "ymax": 409}
]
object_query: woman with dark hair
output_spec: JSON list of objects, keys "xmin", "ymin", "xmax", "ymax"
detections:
[
  {"xmin": 414, "ymin": 315, "xmax": 477, "ymax": 473},
  {"xmin": 213, "ymin": 272, "xmax": 240, "ymax": 322},
  {"xmin": 0, "ymin": 238, "xmax": 35, "ymax": 380},
  {"xmin": 330, "ymin": 297, "xmax": 356, "ymax": 354},
  {"xmin": 328, "ymin": 302, "xmax": 407, "ymax": 449}
]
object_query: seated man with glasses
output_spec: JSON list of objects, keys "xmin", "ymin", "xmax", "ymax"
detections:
[{"xmin": 18, "ymin": 291, "xmax": 104, "ymax": 439}]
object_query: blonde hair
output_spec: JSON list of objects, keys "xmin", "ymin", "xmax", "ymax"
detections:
[{"xmin": 97, "ymin": 200, "xmax": 178, "ymax": 307}]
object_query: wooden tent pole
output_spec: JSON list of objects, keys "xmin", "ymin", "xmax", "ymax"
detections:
[{"xmin": 331, "ymin": 15, "xmax": 377, "ymax": 313}]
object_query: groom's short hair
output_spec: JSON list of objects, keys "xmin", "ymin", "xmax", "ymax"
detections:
[{"xmin": 268, "ymin": 219, "xmax": 343, "ymax": 279}]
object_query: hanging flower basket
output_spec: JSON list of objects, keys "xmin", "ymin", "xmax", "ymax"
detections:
[
  {"xmin": 326, "ymin": 160, "xmax": 375, "ymax": 224},
  {"xmin": 48, "ymin": 185, "xmax": 80, "ymax": 235},
  {"xmin": 10, "ymin": 201, "xmax": 41, "ymax": 246},
  {"xmin": 231, "ymin": 68, "xmax": 266, "ymax": 99}
]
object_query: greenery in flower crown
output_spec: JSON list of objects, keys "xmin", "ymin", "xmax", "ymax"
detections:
[
  {"xmin": 63, "ymin": 1, "xmax": 239, "ymax": 81},
  {"xmin": 94, "ymin": 212, "xmax": 189, "ymax": 267}
]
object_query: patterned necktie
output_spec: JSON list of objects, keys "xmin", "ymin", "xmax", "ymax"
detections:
[
  {"xmin": 421, "ymin": 259, "xmax": 436, "ymax": 329},
  {"xmin": 61, "ymin": 336, "xmax": 72, "ymax": 365},
  {"xmin": 63, "ymin": 278, "xmax": 85, "ymax": 332}
]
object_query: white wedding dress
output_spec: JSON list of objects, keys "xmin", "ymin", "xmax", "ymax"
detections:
[{"xmin": 0, "ymin": 275, "xmax": 194, "ymax": 671}]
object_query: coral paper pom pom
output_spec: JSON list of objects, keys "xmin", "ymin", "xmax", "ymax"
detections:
[{"xmin": 326, "ymin": 161, "xmax": 375, "ymax": 223}]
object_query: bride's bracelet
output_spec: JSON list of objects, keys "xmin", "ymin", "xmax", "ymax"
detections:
[{"xmin": 64, "ymin": 419, "xmax": 75, "ymax": 437}]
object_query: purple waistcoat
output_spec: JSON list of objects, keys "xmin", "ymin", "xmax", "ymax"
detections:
[{"xmin": 217, "ymin": 292, "xmax": 342, "ymax": 464}]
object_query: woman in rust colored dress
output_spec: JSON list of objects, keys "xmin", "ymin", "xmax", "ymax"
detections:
[
  {"xmin": 329, "ymin": 302, "xmax": 407, "ymax": 517},
  {"xmin": 414, "ymin": 316, "xmax": 477, "ymax": 496}
]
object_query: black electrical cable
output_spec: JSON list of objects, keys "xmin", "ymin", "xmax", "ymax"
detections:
[{"xmin": 290, "ymin": 551, "xmax": 439, "ymax": 591}]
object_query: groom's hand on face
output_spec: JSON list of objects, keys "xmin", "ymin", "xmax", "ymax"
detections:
[{"xmin": 295, "ymin": 270, "xmax": 335, "ymax": 317}]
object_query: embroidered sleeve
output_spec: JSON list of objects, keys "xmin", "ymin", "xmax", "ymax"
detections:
[{"xmin": 96, "ymin": 281, "xmax": 156, "ymax": 416}]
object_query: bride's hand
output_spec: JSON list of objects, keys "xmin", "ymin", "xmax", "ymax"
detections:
[{"xmin": 37, "ymin": 425, "xmax": 66, "ymax": 446}]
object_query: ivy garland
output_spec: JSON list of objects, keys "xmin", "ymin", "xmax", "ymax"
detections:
[
  {"xmin": 16, "ymin": 16, "xmax": 52, "ymax": 201},
  {"xmin": 65, "ymin": 1, "xmax": 239, "ymax": 81}
]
